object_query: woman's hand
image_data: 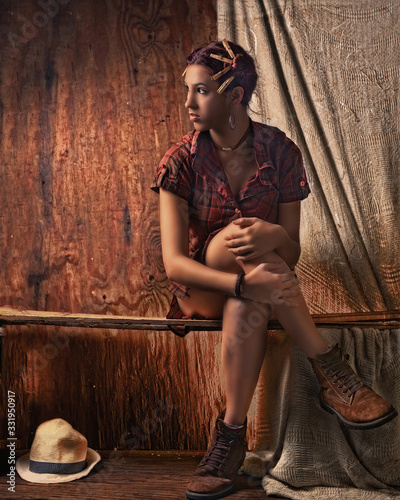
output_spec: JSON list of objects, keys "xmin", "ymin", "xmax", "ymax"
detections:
[
  {"xmin": 241, "ymin": 262, "xmax": 300, "ymax": 307},
  {"xmin": 224, "ymin": 217, "xmax": 283, "ymax": 262}
]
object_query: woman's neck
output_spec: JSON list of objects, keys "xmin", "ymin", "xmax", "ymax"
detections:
[{"xmin": 209, "ymin": 109, "xmax": 250, "ymax": 150}]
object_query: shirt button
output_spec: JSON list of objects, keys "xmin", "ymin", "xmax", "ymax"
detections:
[
  {"xmin": 235, "ymin": 208, "xmax": 240, "ymax": 213},
  {"xmin": 300, "ymin": 180, "xmax": 306, "ymax": 187}
]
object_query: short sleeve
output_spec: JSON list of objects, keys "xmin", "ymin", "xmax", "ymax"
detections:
[
  {"xmin": 277, "ymin": 136, "xmax": 311, "ymax": 203},
  {"xmin": 150, "ymin": 145, "xmax": 192, "ymax": 201}
]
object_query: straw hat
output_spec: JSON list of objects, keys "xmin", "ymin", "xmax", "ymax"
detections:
[{"xmin": 16, "ymin": 418, "xmax": 101, "ymax": 483}]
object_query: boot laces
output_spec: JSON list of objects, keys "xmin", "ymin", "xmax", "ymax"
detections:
[
  {"xmin": 321, "ymin": 349, "xmax": 364, "ymax": 397},
  {"xmin": 202, "ymin": 427, "xmax": 239, "ymax": 472}
]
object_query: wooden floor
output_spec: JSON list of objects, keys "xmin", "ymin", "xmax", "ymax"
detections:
[{"xmin": 1, "ymin": 450, "xmax": 284, "ymax": 499}]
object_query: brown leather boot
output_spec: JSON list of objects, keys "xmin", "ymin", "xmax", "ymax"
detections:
[
  {"xmin": 309, "ymin": 344, "xmax": 398, "ymax": 430},
  {"xmin": 186, "ymin": 409, "xmax": 247, "ymax": 500}
]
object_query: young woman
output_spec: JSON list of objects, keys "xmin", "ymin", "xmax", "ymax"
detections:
[{"xmin": 150, "ymin": 40, "xmax": 397, "ymax": 500}]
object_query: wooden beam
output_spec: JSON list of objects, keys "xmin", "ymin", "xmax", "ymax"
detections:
[{"xmin": 0, "ymin": 307, "xmax": 399, "ymax": 331}]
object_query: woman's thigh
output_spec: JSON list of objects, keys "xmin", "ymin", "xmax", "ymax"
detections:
[
  {"xmin": 205, "ymin": 222, "xmax": 287, "ymax": 271},
  {"xmin": 177, "ymin": 222, "xmax": 286, "ymax": 318},
  {"xmin": 177, "ymin": 225, "xmax": 242, "ymax": 317}
]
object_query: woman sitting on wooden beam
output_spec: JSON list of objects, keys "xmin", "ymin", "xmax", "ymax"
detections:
[{"xmin": 150, "ymin": 39, "xmax": 397, "ymax": 500}]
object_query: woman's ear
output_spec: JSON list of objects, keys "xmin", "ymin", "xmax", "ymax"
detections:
[{"xmin": 230, "ymin": 86, "xmax": 245, "ymax": 105}]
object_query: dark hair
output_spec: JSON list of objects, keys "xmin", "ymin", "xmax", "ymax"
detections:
[{"xmin": 186, "ymin": 40, "xmax": 258, "ymax": 107}]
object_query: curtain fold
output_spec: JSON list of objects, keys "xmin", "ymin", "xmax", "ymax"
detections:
[
  {"xmin": 217, "ymin": 1, "xmax": 400, "ymax": 497},
  {"xmin": 217, "ymin": 0, "xmax": 400, "ymax": 314}
]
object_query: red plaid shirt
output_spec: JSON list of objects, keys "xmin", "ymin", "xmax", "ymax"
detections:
[{"xmin": 150, "ymin": 119, "xmax": 310, "ymax": 299}]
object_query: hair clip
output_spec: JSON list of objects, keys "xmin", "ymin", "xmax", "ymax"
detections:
[
  {"xmin": 210, "ymin": 40, "xmax": 238, "ymax": 93},
  {"xmin": 217, "ymin": 76, "xmax": 235, "ymax": 94},
  {"xmin": 182, "ymin": 67, "xmax": 187, "ymax": 77},
  {"xmin": 211, "ymin": 64, "xmax": 232, "ymax": 80},
  {"xmin": 222, "ymin": 39, "xmax": 235, "ymax": 59},
  {"xmin": 210, "ymin": 53, "xmax": 233, "ymax": 64}
]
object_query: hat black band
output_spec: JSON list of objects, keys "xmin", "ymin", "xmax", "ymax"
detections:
[{"xmin": 29, "ymin": 459, "xmax": 87, "ymax": 474}]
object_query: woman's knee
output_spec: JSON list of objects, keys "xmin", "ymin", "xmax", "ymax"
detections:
[
  {"xmin": 204, "ymin": 225, "xmax": 242, "ymax": 272},
  {"xmin": 205, "ymin": 222, "xmax": 291, "ymax": 274},
  {"xmin": 238, "ymin": 253, "xmax": 291, "ymax": 279}
]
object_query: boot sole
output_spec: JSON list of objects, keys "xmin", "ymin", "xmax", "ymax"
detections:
[
  {"xmin": 186, "ymin": 480, "xmax": 236, "ymax": 500},
  {"xmin": 320, "ymin": 398, "xmax": 398, "ymax": 430}
]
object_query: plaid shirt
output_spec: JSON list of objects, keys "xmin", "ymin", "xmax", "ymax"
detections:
[{"xmin": 150, "ymin": 119, "xmax": 311, "ymax": 299}]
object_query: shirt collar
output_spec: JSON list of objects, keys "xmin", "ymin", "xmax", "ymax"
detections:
[
  {"xmin": 190, "ymin": 119, "xmax": 272, "ymax": 166},
  {"xmin": 249, "ymin": 119, "xmax": 275, "ymax": 169},
  {"xmin": 190, "ymin": 128, "xmax": 231, "ymax": 198},
  {"xmin": 189, "ymin": 119, "xmax": 274, "ymax": 199}
]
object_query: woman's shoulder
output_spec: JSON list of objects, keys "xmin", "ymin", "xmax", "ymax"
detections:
[
  {"xmin": 252, "ymin": 120, "xmax": 302, "ymax": 162},
  {"xmin": 252, "ymin": 120, "xmax": 297, "ymax": 146},
  {"xmin": 152, "ymin": 130, "xmax": 196, "ymax": 196},
  {"xmin": 160, "ymin": 129, "xmax": 197, "ymax": 165}
]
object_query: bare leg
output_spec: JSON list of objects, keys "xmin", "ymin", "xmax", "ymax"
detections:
[
  {"xmin": 240, "ymin": 250, "xmax": 329, "ymax": 358},
  {"xmin": 178, "ymin": 224, "xmax": 396, "ymax": 434},
  {"xmin": 220, "ymin": 295, "xmax": 271, "ymax": 425},
  {"xmin": 176, "ymin": 222, "xmax": 329, "ymax": 426},
  {"xmin": 178, "ymin": 247, "xmax": 273, "ymax": 427},
  {"xmin": 204, "ymin": 231, "xmax": 329, "ymax": 358},
  {"xmin": 202, "ymin": 226, "xmax": 328, "ymax": 425},
  {"xmin": 272, "ymin": 282, "xmax": 329, "ymax": 357}
]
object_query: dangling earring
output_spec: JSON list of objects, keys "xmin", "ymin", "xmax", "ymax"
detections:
[{"xmin": 229, "ymin": 110, "xmax": 236, "ymax": 130}]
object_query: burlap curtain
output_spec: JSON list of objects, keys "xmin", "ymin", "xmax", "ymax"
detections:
[{"xmin": 217, "ymin": 1, "xmax": 400, "ymax": 498}]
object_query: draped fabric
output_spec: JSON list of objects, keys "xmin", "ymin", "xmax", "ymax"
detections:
[
  {"xmin": 239, "ymin": 328, "xmax": 400, "ymax": 499},
  {"xmin": 217, "ymin": 0, "xmax": 400, "ymax": 314},
  {"xmin": 217, "ymin": 1, "xmax": 400, "ymax": 497}
]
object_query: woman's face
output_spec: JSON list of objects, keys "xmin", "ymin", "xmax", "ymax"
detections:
[{"xmin": 184, "ymin": 64, "xmax": 230, "ymax": 132}]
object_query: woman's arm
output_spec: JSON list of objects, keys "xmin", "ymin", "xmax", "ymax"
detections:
[
  {"xmin": 224, "ymin": 201, "xmax": 302, "ymax": 270},
  {"xmin": 159, "ymin": 188, "xmax": 299, "ymax": 304},
  {"xmin": 274, "ymin": 201, "xmax": 301, "ymax": 269},
  {"xmin": 160, "ymin": 187, "xmax": 237, "ymax": 295}
]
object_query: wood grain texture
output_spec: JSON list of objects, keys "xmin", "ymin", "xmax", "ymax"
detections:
[
  {"xmin": 1, "ymin": 307, "xmax": 400, "ymax": 330},
  {"xmin": 0, "ymin": 450, "xmax": 280, "ymax": 499},
  {"xmin": 0, "ymin": 0, "xmax": 219, "ymax": 450}
]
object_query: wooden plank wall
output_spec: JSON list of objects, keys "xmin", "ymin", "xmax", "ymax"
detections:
[{"xmin": 0, "ymin": 0, "xmax": 218, "ymax": 450}]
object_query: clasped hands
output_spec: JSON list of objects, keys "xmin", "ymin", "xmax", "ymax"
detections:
[
  {"xmin": 224, "ymin": 217, "xmax": 300, "ymax": 307},
  {"xmin": 224, "ymin": 217, "xmax": 281, "ymax": 261}
]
